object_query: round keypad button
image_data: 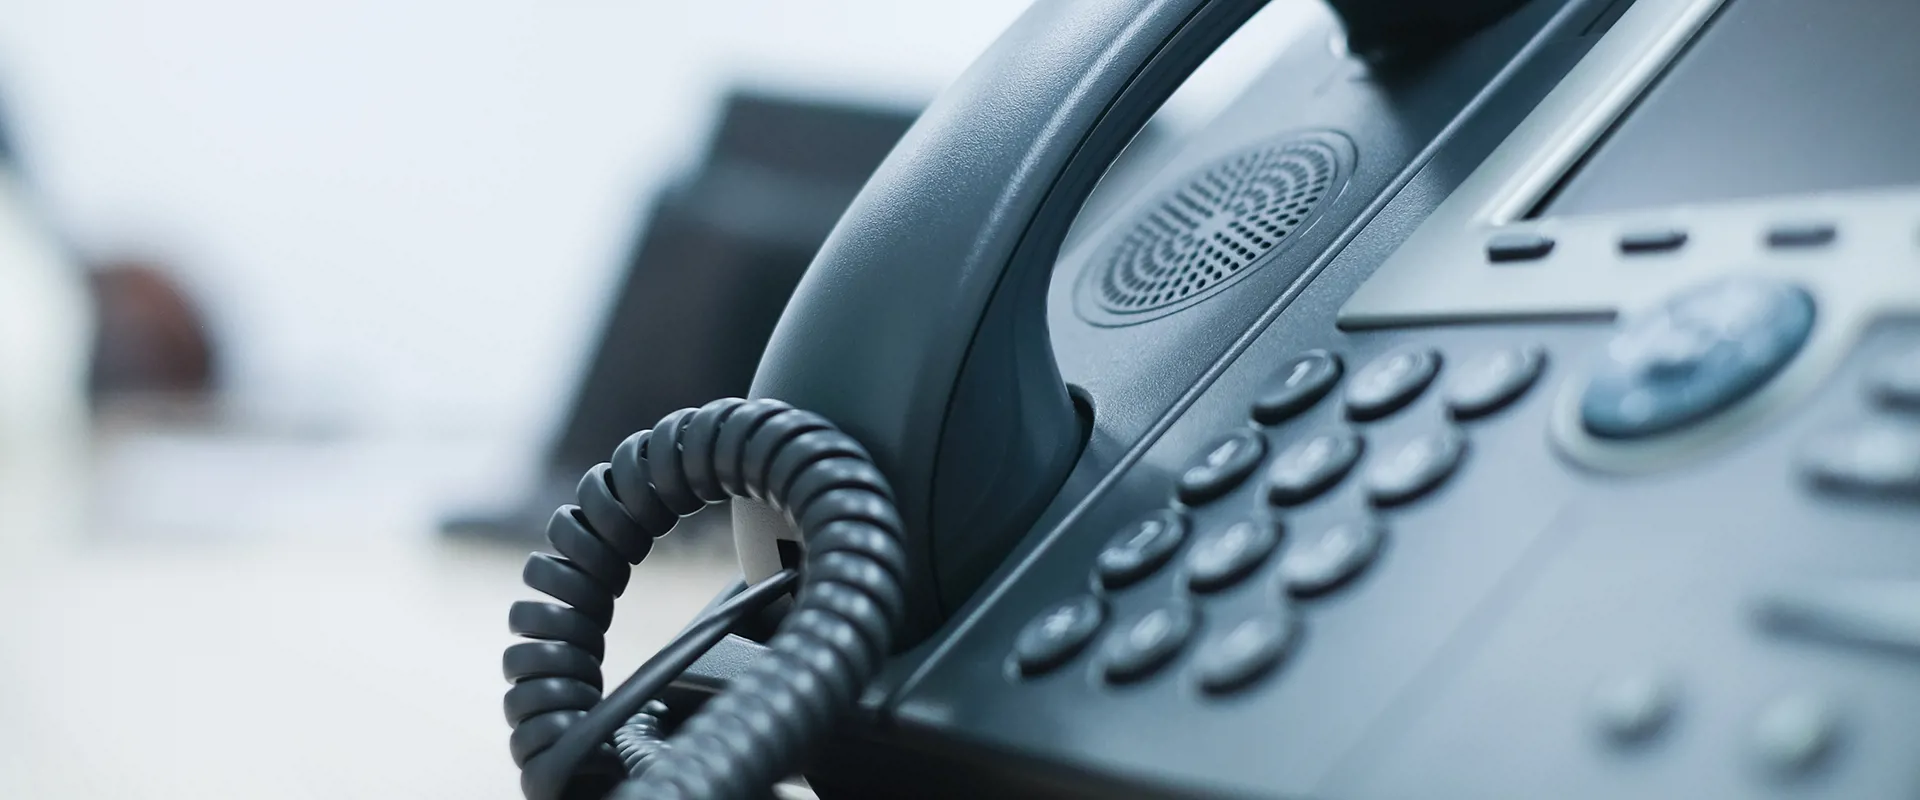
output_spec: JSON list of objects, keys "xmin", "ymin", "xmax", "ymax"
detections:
[
  {"xmin": 1177, "ymin": 430, "xmax": 1268, "ymax": 505},
  {"xmin": 1265, "ymin": 430, "xmax": 1364, "ymax": 506},
  {"xmin": 1094, "ymin": 510, "xmax": 1189, "ymax": 590},
  {"xmin": 1253, "ymin": 351, "xmax": 1343, "ymax": 425},
  {"xmin": 1445, "ymin": 345, "xmax": 1546, "ymax": 421},
  {"xmin": 1193, "ymin": 610, "xmax": 1299, "ymax": 695},
  {"xmin": 1183, "ymin": 519, "xmax": 1282, "ymax": 593},
  {"xmin": 1279, "ymin": 519, "xmax": 1385, "ymax": 597},
  {"xmin": 1012, "ymin": 595, "xmax": 1107, "ymax": 677},
  {"xmin": 1346, "ymin": 348, "xmax": 1441, "ymax": 421},
  {"xmin": 1365, "ymin": 428, "xmax": 1468, "ymax": 507},
  {"xmin": 1100, "ymin": 602, "xmax": 1198, "ymax": 684}
]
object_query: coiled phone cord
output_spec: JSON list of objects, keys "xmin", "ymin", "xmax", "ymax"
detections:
[{"xmin": 503, "ymin": 397, "xmax": 910, "ymax": 800}]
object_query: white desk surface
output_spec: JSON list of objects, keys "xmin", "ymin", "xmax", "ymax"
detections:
[{"xmin": 0, "ymin": 422, "xmax": 740, "ymax": 799}]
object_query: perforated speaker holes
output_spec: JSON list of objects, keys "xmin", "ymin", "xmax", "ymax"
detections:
[{"xmin": 1076, "ymin": 132, "xmax": 1351, "ymax": 326}]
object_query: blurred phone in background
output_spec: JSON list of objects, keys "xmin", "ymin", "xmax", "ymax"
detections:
[{"xmin": 439, "ymin": 89, "xmax": 920, "ymax": 550}]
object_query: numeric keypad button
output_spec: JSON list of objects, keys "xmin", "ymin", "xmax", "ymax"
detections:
[
  {"xmin": 1279, "ymin": 519, "xmax": 1385, "ymax": 597},
  {"xmin": 1176, "ymin": 430, "xmax": 1268, "ymax": 505},
  {"xmin": 1365, "ymin": 428, "xmax": 1468, "ymax": 507},
  {"xmin": 1100, "ymin": 602, "xmax": 1197, "ymax": 684},
  {"xmin": 1265, "ymin": 430, "xmax": 1363, "ymax": 506},
  {"xmin": 1094, "ymin": 511, "xmax": 1188, "ymax": 590},
  {"xmin": 1183, "ymin": 519, "xmax": 1282, "ymax": 594},
  {"xmin": 1346, "ymin": 348, "xmax": 1441, "ymax": 421},
  {"xmin": 1252, "ymin": 351, "xmax": 1343, "ymax": 425},
  {"xmin": 1012, "ymin": 595, "xmax": 1107, "ymax": 677},
  {"xmin": 1445, "ymin": 346, "xmax": 1546, "ymax": 421},
  {"xmin": 1192, "ymin": 610, "xmax": 1299, "ymax": 695}
]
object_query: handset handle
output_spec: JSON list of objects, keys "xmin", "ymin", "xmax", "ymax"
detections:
[{"xmin": 745, "ymin": 0, "xmax": 1524, "ymax": 645}]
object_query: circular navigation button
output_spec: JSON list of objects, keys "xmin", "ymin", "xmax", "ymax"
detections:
[
  {"xmin": 1094, "ymin": 510, "xmax": 1189, "ymax": 590},
  {"xmin": 1365, "ymin": 429, "xmax": 1467, "ymax": 507},
  {"xmin": 1252, "ymin": 351, "xmax": 1343, "ymax": 425},
  {"xmin": 1177, "ymin": 430, "xmax": 1269, "ymax": 505},
  {"xmin": 1346, "ymin": 348, "xmax": 1441, "ymax": 422},
  {"xmin": 1101, "ymin": 602, "xmax": 1198, "ymax": 684},
  {"xmin": 1193, "ymin": 610, "xmax": 1299, "ymax": 695},
  {"xmin": 1581, "ymin": 278, "xmax": 1815, "ymax": 439},
  {"xmin": 1265, "ymin": 430, "xmax": 1364, "ymax": 506},
  {"xmin": 1013, "ymin": 595, "xmax": 1107, "ymax": 677},
  {"xmin": 1279, "ymin": 519, "xmax": 1385, "ymax": 597},
  {"xmin": 1183, "ymin": 519, "xmax": 1282, "ymax": 594},
  {"xmin": 1445, "ymin": 346, "xmax": 1547, "ymax": 421}
]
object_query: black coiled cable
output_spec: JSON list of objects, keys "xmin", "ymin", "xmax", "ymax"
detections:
[{"xmin": 503, "ymin": 398, "xmax": 910, "ymax": 800}]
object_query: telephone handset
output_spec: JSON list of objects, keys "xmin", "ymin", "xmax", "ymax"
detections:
[{"xmin": 507, "ymin": 0, "xmax": 1920, "ymax": 797}]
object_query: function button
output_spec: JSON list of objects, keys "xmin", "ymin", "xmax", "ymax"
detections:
[
  {"xmin": 1589, "ymin": 673, "xmax": 1679, "ymax": 745},
  {"xmin": 1094, "ymin": 510, "xmax": 1189, "ymax": 590},
  {"xmin": 1619, "ymin": 228, "xmax": 1688, "ymax": 254},
  {"xmin": 1756, "ymin": 580, "xmax": 1920, "ymax": 661},
  {"xmin": 1100, "ymin": 602, "xmax": 1197, "ymax": 684},
  {"xmin": 1013, "ymin": 595, "xmax": 1107, "ymax": 677},
  {"xmin": 1750, "ymin": 694, "xmax": 1841, "ymax": 776},
  {"xmin": 1798, "ymin": 424, "xmax": 1920, "ymax": 501},
  {"xmin": 1345, "ymin": 348, "xmax": 1441, "ymax": 421},
  {"xmin": 1365, "ymin": 428, "xmax": 1468, "ymax": 507},
  {"xmin": 1486, "ymin": 232, "xmax": 1554, "ymax": 263},
  {"xmin": 1867, "ymin": 349, "xmax": 1920, "ymax": 410},
  {"xmin": 1252, "ymin": 351, "xmax": 1343, "ymax": 425},
  {"xmin": 1766, "ymin": 222, "xmax": 1837, "ymax": 249},
  {"xmin": 1279, "ymin": 519, "xmax": 1385, "ymax": 598},
  {"xmin": 1183, "ymin": 519, "xmax": 1282, "ymax": 594},
  {"xmin": 1581, "ymin": 278, "xmax": 1815, "ymax": 439},
  {"xmin": 1264, "ymin": 430, "xmax": 1364, "ymax": 506},
  {"xmin": 1444, "ymin": 345, "xmax": 1547, "ymax": 421},
  {"xmin": 1193, "ymin": 610, "xmax": 1300, "ymax": 695},
  {"xmin": 1176, "ymin": 430, "xmax": 1268, "ymax": 505}
]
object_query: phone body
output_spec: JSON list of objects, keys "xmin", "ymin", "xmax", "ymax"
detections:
[{"xmin": 704, "ymin": 0, "xmax": 1920, "ymax": 796}]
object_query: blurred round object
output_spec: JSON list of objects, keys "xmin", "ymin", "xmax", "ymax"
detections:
[{"xmin": 87, "ymin": 258, "xmax": 218, "ymax": 398}]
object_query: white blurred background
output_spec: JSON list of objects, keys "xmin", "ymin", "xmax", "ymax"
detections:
[{"xmin": 0, "ymin": 1, "xmax": 1315, "ymax": 797}]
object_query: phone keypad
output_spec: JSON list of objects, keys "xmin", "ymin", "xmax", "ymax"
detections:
[{"xmin": 1013, "ymin": 342, "xmax": 1535, "ymax": 694}]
